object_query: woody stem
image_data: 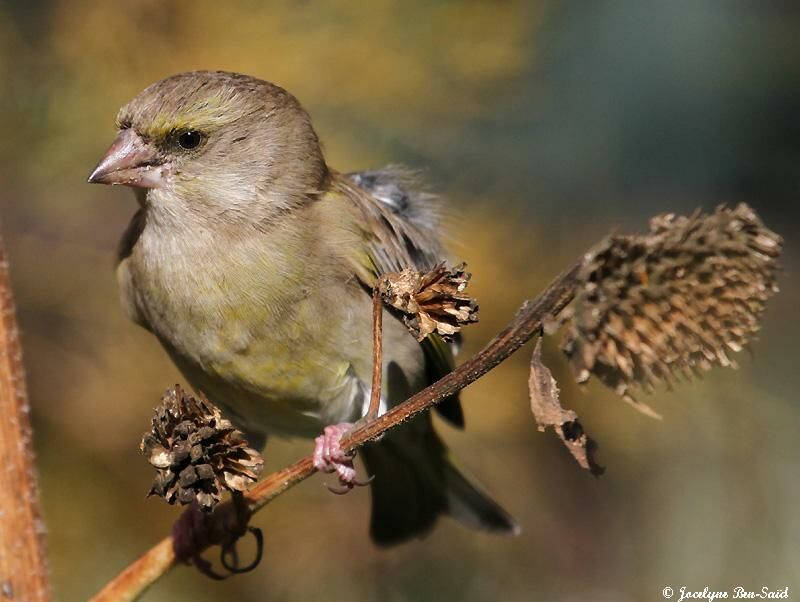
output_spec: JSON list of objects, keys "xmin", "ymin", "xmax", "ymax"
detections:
[
  {"xmin": 366, "ymin": 287, "xmax": 384, "ymax": 421},
  {"xmin": 0, "ymin": 232, "xmax": 51, "ymax": 601}
]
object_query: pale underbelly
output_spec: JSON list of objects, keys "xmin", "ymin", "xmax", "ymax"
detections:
[{"xmin": 123, "ymin": 225, "xmax": 386, "ymax": 441}]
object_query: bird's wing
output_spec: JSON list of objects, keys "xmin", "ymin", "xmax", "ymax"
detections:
[
  {"xmin": 339, "ymin": 166, "xmax": 443, "ymax": 280},
  {"xmin": 338, "ymin": 167, "xmax": 464, "ymax": 428}
]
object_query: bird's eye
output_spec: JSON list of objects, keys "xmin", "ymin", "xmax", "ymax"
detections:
[{"xmin": 177, "ymin": 130, "xmax": 203, "ymax": 150}]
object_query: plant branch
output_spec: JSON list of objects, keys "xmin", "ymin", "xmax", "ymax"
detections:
[
  {"xmin": 0, "ymin": 231, "xmax": 51, "ymax": 601},
  {"xmin": 366, "ymin": 287, "xmax": 383, "ymax": 421},
  {"xmin": 90, "ymin": 258, "xmax": 581, "ymax": 602}
]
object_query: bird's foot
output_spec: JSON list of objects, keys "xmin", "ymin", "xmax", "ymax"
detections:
[{"xmin": 313, "ymin": 423, "xmax": 372, "ymax": 494}]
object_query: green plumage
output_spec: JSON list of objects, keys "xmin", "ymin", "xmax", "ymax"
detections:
[{"xmin": 96, "ymin": 70, "xmax": 517, "ymax": 544}]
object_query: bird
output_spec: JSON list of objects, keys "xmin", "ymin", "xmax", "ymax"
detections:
[{"xmin": 88, "ymin": 70, "xmax": 517, "ymax": 545}]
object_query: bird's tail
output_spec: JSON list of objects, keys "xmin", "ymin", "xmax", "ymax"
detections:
[{"xmin": 359, "ymin": 415, "xmax": 519, "ymax": 546}]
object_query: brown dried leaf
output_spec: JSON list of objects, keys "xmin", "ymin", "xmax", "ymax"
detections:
[
  {"xmin": 529, "ymin": 340, "xmax": 603, "ymax": 476},
  {"xmin": 378, "ymin": 262, "xmax": 478, "ymax": 341}
]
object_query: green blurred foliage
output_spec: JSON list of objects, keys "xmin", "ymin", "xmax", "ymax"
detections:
[{"xmin": 0, "ymin": 1, "xmax": 797, "ymax": 600}]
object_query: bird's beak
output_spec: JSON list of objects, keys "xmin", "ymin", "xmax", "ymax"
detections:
[{"xmin": 87, "ymin": 129, "xmax": 165, "ymax": 188}]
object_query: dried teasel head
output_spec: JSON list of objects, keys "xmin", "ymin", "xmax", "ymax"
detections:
[
  {"xmin": 560, "ymin": 203, "xmax": 782, "ymax": 406},
  {"xmin": 141, "ymin": 386, "xmax": 263, "ymax": 511},
  {"xmin": 378, "ymin": 262, "xmax": 479, "ymax": 341}
]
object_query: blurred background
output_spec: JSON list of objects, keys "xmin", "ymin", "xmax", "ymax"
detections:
[{"xmin": 1, "ymin": 1, "xmax": 798, "ymax": 600}]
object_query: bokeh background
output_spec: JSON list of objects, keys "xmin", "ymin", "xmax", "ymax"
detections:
[{"xmin": 1, "ymin": 1, "xmax": 798, "ymax": 600}]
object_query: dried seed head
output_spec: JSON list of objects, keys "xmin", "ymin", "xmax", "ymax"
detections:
[
  {"xmin": 378, "ymin": 262, "xmax": 479, "ymax": 341},
  {"xmin": 561, "ymin": 203, "xmax": 782, "ymax": 401},
  {"xmin": 141, "ymin": 386, "xmax": 263, "ymax": 512}
]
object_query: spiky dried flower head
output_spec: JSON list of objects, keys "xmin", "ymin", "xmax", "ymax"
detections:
[
  {"xmin": 378, "ymin": 262, "xmax": 479, "ymax": 341},
  {"xmin": 141, "ymin": 386, "xmax": 263, "ymax": 512},
  {"xmin": 561, "ymin": 203, "xmax": 782, "ymax": 403}
]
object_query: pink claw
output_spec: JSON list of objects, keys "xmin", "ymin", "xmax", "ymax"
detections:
[{"xmin": 313, "ymin": 423, "xmax": 371, "ymax": 494}]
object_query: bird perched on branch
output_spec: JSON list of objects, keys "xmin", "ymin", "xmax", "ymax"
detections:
[{"xmin": 88, "ymin": 70, "xmax": 516, "ymax": 545}]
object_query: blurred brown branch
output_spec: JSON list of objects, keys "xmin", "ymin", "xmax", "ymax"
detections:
[
  {"xmin": 90, "ymin": 259, "xmax": 581, "ymax": 602},
  {"xmin": 0, "ymin": 230, "xmax": 51, "ymax": 601}
]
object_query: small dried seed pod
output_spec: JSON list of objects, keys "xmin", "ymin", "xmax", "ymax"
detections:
[
  {"xmin": 378, "ymin": 262, "xmax": 479, "ymax": 341},
  {"xmin": 141, "ymin": 386, "xmax": 263, "ymax": 512}
]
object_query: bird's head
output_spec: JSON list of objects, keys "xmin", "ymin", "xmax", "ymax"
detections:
[{"xmin": 88, "ymin": 71, "xmax": 328, "ymax": 222}]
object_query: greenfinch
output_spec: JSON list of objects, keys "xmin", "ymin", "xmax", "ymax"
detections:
[{"xmin": 89, "ymin": 70, "xmax": 517, "ymax": 545}]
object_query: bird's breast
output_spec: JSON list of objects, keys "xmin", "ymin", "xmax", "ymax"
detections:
[{"xmin": 121, "ymin": 221, "xmax": 367, "ymax": 435}]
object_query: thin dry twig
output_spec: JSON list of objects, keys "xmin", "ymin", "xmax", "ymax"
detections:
[
  {"xmin": 366, "ymin": 287, "xmax": 383, "ymax": 421},
  {"xmin": 90, "ymin": 259, "xmax": 582, "ymax": 602},
  {"xmin": 0, "ymin": 232, "xmax": 51, "ymax": 601}
]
